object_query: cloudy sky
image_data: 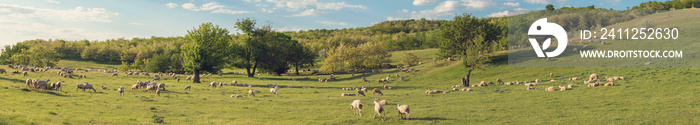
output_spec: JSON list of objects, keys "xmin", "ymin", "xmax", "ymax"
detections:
[{"xmin": 0, "ymin": 0, "xmax": 640, "ymax": 48}]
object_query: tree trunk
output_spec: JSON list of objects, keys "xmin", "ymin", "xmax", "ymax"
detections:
[
  {"xmin": 463, "ymin": 67, "xmax": 474, "ymax": 87},
  {"xmin": 295, "ymin": 64, "xmax": 300, "ymax": 75},
  {"xmin": 193, "ymin": 70, "xmax": 201, "ymax": 83},
  {"xmin": 251, "ymin": 63, "xmax": 258, "ymax": 77},
  {"xmin": 246, "ymin": 68, "xmax": 253, "ymax": 77}
]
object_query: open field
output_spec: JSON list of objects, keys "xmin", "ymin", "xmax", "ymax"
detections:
[
  {"xmin": 1, "ymin": 48, "xmax": 699, "ymax": 124},
  {"xmin": 1, "ymin": 10, "xmax": 700, "ymax": 125}
]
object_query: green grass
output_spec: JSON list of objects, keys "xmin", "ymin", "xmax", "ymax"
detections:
[{"xmin": 1, "ymin": 11, "xmax": 700, "ymax": 124}]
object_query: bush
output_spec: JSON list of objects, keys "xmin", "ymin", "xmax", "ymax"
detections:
[
  {"xmin": 641, "ymin": 19, "xmax": 655, "ymax": 28},
  {"xmin": 401, "ymin": 52, "xmax": 419, "ymax": 66}
]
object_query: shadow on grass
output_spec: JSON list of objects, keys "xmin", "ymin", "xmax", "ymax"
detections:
[
  {"xmin": 411, "ymin": 117, "xmax": 450, "ymax": 121},
  {"xmin": 0, "ymin": 77, "xmax": 26, "ymax": 84}
]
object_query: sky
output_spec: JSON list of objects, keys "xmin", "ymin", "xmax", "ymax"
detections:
[{"xmin": 0, "ymin": 0, "xmax": 647, "ymax": 48}]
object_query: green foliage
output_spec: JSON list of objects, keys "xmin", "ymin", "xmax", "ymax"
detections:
[
  {"xmin": 10, "ymin": 46, "xmax": 60, "ymax": 67},
  {"xmin": 320, "ymin": 42, "xmax": 391, "ymax": 74},
  {"xmin": 144, "ymin": 53, "xmax": 172, "ymax": 72},
  {"xmin": 0, "ymin": 43, "xmax": 29, "ymax": 64},
  {"xmin": 546, "ymin": 4, "xmax": 555, "ymax": 10},
  {"xmin": 401, "ymin": 52, "xmax": 419, "ymax": 66},
  {"xmin": 181, "ymin": 22, "xmax": 231, "ymax": 82},
  {"xmin": 641, "ymin": 19, "xmax": 655, "ymax": 28}
]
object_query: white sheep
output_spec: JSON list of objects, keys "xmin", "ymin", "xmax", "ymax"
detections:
[
  {"xmin": 209, "ymin": 81, "xmax": 218, "ymax": 87},
  {"xmin": 373, "ymin": 99, "xmax": 386, "ymax": 121},
  {"xmin": 270, "ymin": 88, "xmax": 278, "ymax": 97},
  {"xmin": 156, "ymin": 89, "xmax": 161, "ymax": 96},
  {"xmin": 184, "ymin": 85, "xmax": 191, "ymax": 90},
  {"xmin": 231, "ymin": 94, "xmax": 242, "ymax": 98},
  {"xmin": 350, "ymin": 100, "xmax": 363, "ymax": 116},
  {"xmin": 396, "ymin": 104, "xmax": 410, "ymax": 120},
  {"xmin": 117, "ymin": 86, "xmax": 124, "ymax": 96},
  {"xmin": 545, "ymin": 86, "xmax": 555, "ymax": 91},
  {"xmin": 248, "ymin": 89, "xmax": 255, "ymax": 97},
  {"xmin": 131, "ymin": 84, "xmax": 139, "ymax": 90},
  {"xmin": 379, "ymin": 100, "xmax": 388, "ymax": 106},
  {"xmin": 158, "ymin": 83, "xmax": 166, "ymax": 90},
  {"xmin": 589, "ymin": 73, "xmax": 598, "ymax": 82},
  {"xmin": 342, "ymin": 93, "xmax": 356, "ymax": 96}
]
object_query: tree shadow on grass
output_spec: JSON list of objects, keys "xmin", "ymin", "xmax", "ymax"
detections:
[
  {"xmin": 0, "ymin": 77, "xmax": 26, "ymax": 84},
  {"xmin": 410, "ymin": 117, "xmax": 450, "ymax": 121}
]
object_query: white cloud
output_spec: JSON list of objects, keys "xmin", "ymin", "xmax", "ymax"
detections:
[
  {"xmin": 487, "ymin": 8, "xmax": 532, "ymax": 17},
  {"xmin": 524, "ymin": 0, "xmax": 567, "ymax": 4},
  {"xmin": 129, "ymin": 22, "xmax": 143, "ymax": 25},
  {"xmin": 413, "ymin": 0, "xmax": 439, "ymax": 6},
  {"xmin": 502, "ymin": 2, "xmax": 520, "ymax": 8},
  {"xmin": 288, "ymin": 9, "xmax": 324, "ymax": 17},
  {"xmin": 265, "ymin": 0, "xmax": 366, "ymax": 11},
  {"xmin": 182, "ymin": 2, "xmax": 224, "ymax": 11},
  {"xmin": 47, "ymin": 0, "xmax": 60, "ymax": 3},
  {"xmin": 0, "ymin": 20, "xmax": 124, "ymax": 44},
  {"xmin": 316, "ymin": 21, "xmax": 347, "ymax": 26},
  {"xmin": 179, "ymin": 2, "xmax": 252, "ymax": 15},
  {"xmin": 0, "ymin": 4, "xmax": 119, "ymax": 22},
  {"xmin": 244, "ymin": 0, "xmax": 262, "ymax": 2},
  {"xmin": 462, "ymin": 0, "xmax": 495, "ymax": 10},
  {"xmin": 211, "ymin": 9, "xmax": 253, "ymax": 14},
  {"xmin": 261, "ymin": 8, "xmax": 275, "ymax": 13},
  {"xmin": 275, "ymin": 26, "xmax": 303, "ymax": 32},
  {"xmin": 386, "ymin": 16, "xmax": 407, "ymax": 21},
  {"xmin": 401, "ymin": 9, "xmax": 409, "ymax": 13},
  {"xmin": 166, "ymin": 3, "xmax": 177, "ymax": 8}
]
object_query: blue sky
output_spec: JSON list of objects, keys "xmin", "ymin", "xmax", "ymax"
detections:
[{"xmin": 0, "ymin": 0, "xmax": 648, "ymax": 47}]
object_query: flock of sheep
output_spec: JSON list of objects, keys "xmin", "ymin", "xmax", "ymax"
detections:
[{"xmin": 350, "ymin": 98, "xmax": 410, "ymax": 121}]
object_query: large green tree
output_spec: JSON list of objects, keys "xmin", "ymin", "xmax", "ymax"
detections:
[
  {"xmin": 181, "ymin": 22, "xmax": 231, "ymax": 83},
  {"xmin": 229, "ymin": 18, "xmax": 272, "ymax": 77},
  {"xmin": 11, "ymin": 45, "xmax": 60, "ymax": 67},
  {"xmin": 438, "ymin": 13, "xmax": 503, "ymax": 87}
]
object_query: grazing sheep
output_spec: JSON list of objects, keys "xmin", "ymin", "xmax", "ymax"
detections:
[
  {"xmin": 158, "ymin": 83, "xmax": 166, "ymax": 90},
  {"xmin": 112, "ymin": 73, "xmax": 118, "ymax": 77},
  {"xmin": 379, "ymin": 100, "xmax": 388, "ymax": 106},
  {"xmin": 589, "ymin": 74, "xmax": 598, "ymax": 82},
  {"xmin": 373, "ymin": 88, "xmax": 383, "ymax": 96},
  {"xmin": 342, "ymin": 93, "xmax": 356, "ymax": 96},
  {"xmin": 425, "ymin": 90, "xmax": 435, "ymax": 94},
  {"xmin": 569, "ymin": 77, "xmax": 579, "ymax": 81},
  {"xmin": 231, "ymin": 94, "xmax": 243, "ymax": 98},
  {"xmin": 55, "ymin": 81, "xmax": 61, "ymax": 91},
  {"xmin": 248, "ymin": 89, "xmax": 255, "ymax": 97},
  {"xmin": 101, "ymin": 86, "xmax": 107, "ymax": 90},
  {"xmin": 131, "ymin": 84, "xmax": 139, "ymax": 90},
  {"xmin": 496, "ymin": 78, "xmax": 503, "ymax": 84},
  {"xmin": 153, "ymin": 76, "xmax": 160, "ymax": 81},
  {"xmin": 117, "ymin": 86, "xmax": 124, "ymax": 96},
  {"xmin": 23, "ymin": 71, "xmax": 27, "ymax": 76},
  {"xmin": 26, "ymin": 78, "xmax": 32, "ymax": 88},
  {"xmin": 156, "ymin": 89, "xmax": 161, "ymax": 96},
  {"xmin": 357, "ymin": 89, "xmax": 366, "ymax": 97},
  {"xmin": 459, "ymin": 88, "xmax": 472, "ymax": 91},
  {"xmin": 396, "ymin": 104, "xmax": 410, "ymax": 120},
  {"xmin": 559, "ymin": 85, "xmax": 566, "ymax": 91},
  {"xmin": 535, "ymin": 79, "xmax": 539, "ymax": 84},
  {"xmin": 550, "ymin": 73, "xmax": 553, "ymax": 78},
  {"xmin": 0, "ymin": 68, "xmax": 5, "ymax": 74},
  {"xmin": 218, "ymin": 82, "xmax": 223, "ymax": 88},
  {"xmin": 527, "ymin": 87, "xmax": 535, "ymax": 90},
  {"xmin": 270, "ymin": 88, "xmax": 278, "ymax": 97},
  {"xmin": 373, "ymin": 99, "xmax": 386, "ymax": 121},
  {"xmin": 209, "ymin": 81, "xmax": 218, "ymax": 87},
  {"xmin": 184, "ymin": 86, "xmax": 191, "ymax": 90},
  {"xmin": 77, "ymin": 82, "xmax": 96, "ymax": 92},
  {"xmin": 587, "ymin": 83, "xmax": 597, "ymax": 87},
  {"xmin": 567, "ymin": 84, "xmax": 574, "ymax": 88},
  {"xmin": 350, "ymin": 100, "xmax": 363, "ymax": 116},
  {"xmin": 604, "ymin": 82, "xmax": 614, "ymax": 86},
  {"xmin": 545, "ymin": 86, "xmax": 555, "ymax": 91}
]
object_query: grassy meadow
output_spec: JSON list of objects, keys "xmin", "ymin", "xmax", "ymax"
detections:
[{"xmin": 1, "ymin": 11, "xmax": 700, "ymax": 125}]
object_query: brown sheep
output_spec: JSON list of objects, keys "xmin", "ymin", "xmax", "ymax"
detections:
[
  {"xmin": 184, "ymin": 85, "xmax": 191, "ymax": 90},
  {"xmin": 373, "ymin": 88, "xmax": 383, "ymax": 95},
  {"xmin": 357, "ymin": 89, "xmax": 366, "ymax": 97}
]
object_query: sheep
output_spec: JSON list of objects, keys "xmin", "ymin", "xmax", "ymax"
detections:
[
  {"xmin": 156, "ymin": 89, "xmax": 161, "ymax": 96},
  {"xmin": 559, "ymin": 85, "xmax": 566, "ymax": 91},
  {"xmin": 587, "ymin": 83, "xmax": 597, "ymax": 87},
  {"xmin": 231, "ymin": 94, "xmax": 243, "ymax": 98},
  {"xmin": 0, "ymin": 68, "xmax": 5, "ymax": 74},
  {"xmin": 373, "ymin": 88, "xmax": 383, "ymax": 96},
  {"xmin": 567, "ymin": 84, "xmax": 574, "ymax": 89},
  {"xmin": 535, "ymin": 79, "xmax": 539, "ymax": 84},
  {"xmin": 396, "ymin": 104, "xmax": 410, "ymax": 120},
  {"xmin": 184, "ymin": 85, "xmax": 191, "ymax": 90},
  {"xmin": 158, "ymin": 83, "xmax": 166, "ymax": 90},
  {"xmin": 589, "ymin": 73, "xmax": 598, "ymax": 82},
  {"xmin": 153, "ymin": 76, "xmax": 160, "ymax": 81},
  {"xmin": 23, "ymin": 71, "xmax": 27, "ymax": 76},
  {"xmin": 186, "ymin": 76, "xmax": 192, "ymax": 80},
  {"xmin": 248, "ymin": 89, "xmax": 255, "ymax": 97},
  {"xmin": 373, "ymin": 99, "xmax": 386, "ymax": 121},
  {"xmin": 350, "ymin": 100, "xmax": 363, "ymax": 116},
  {"xmin": 55, "ymin": 81, "xmax": 61, "ymax": 91},
  {"xmin": 118, "ymin": 86, "xmax": 124, "ymax": 96},
  {"xmin": 379, "ymin": 100, "xmax": 388, "ymax": 106},
  {"xmin": 77, "ymin": 82, "xmax": 96, "ymax": 92},
  {"xmin": 270, "ymin": 88, "xmax": 278, "ymax": 97},
  {"xmin": 26, "ymin": 78, "xmax": 32, "ymax": 88},
  {"xmin": 176, "ymin": 78, "xmax": 180, "ymax": 82},
  {"xmin": 569, "ymin": 77, "xmax": 579, "ymax": 81},
  {"xmin": 399, "ymin": 76, "xmax": 405, "ymax": 81},
  {"xmin": 527, "ymin": 87, "xmax": 535, "ymax": 90},
  {"xmin": 112, "ymin": 73, "xmax": 118, "ymax": 77},
  {"xmin": 101, "ymin": 86, "xmax": 108, "ymax": 90},
  {"xmin": 218, "ymin": 82, "xmax": 223, "ymax": 88},
  {"xmin": 497, "ymin": 78, "xmax": 503, "ymax": 84},
  {"xmin": 604, "ymin": 82, "xmax": 614, "ymax": 86},
  {"xmin": 545, "ymin": 86, "xmax": 555, "ymax": 91},
  {"xmin": 231, "ymin": 80, "xmax": 238, "ymax": 86},
  {"xmin": 342, "ymin": 93, "xmax": 356, "ymax": 96},
  {"xmin": 550, "ymin": 73, "xmax": 553, "ymax": 78},
  {"xmin": 131, "ymin": 84, "xmax": 139, "ymax": 90},
  {"xmin": 319, "ymin": 78, "xmax": 323, "ymax": 83},
  {"xmin": 209, "ymin": 81, "xmax": 218, "ymax": 87},
  {"xmin": 425, "ymin": 90, "xmax": 435, "ymax": 94},
  {"xmin": 357, "ymin": 89, "xmax": 366, "ymax": 97}
]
